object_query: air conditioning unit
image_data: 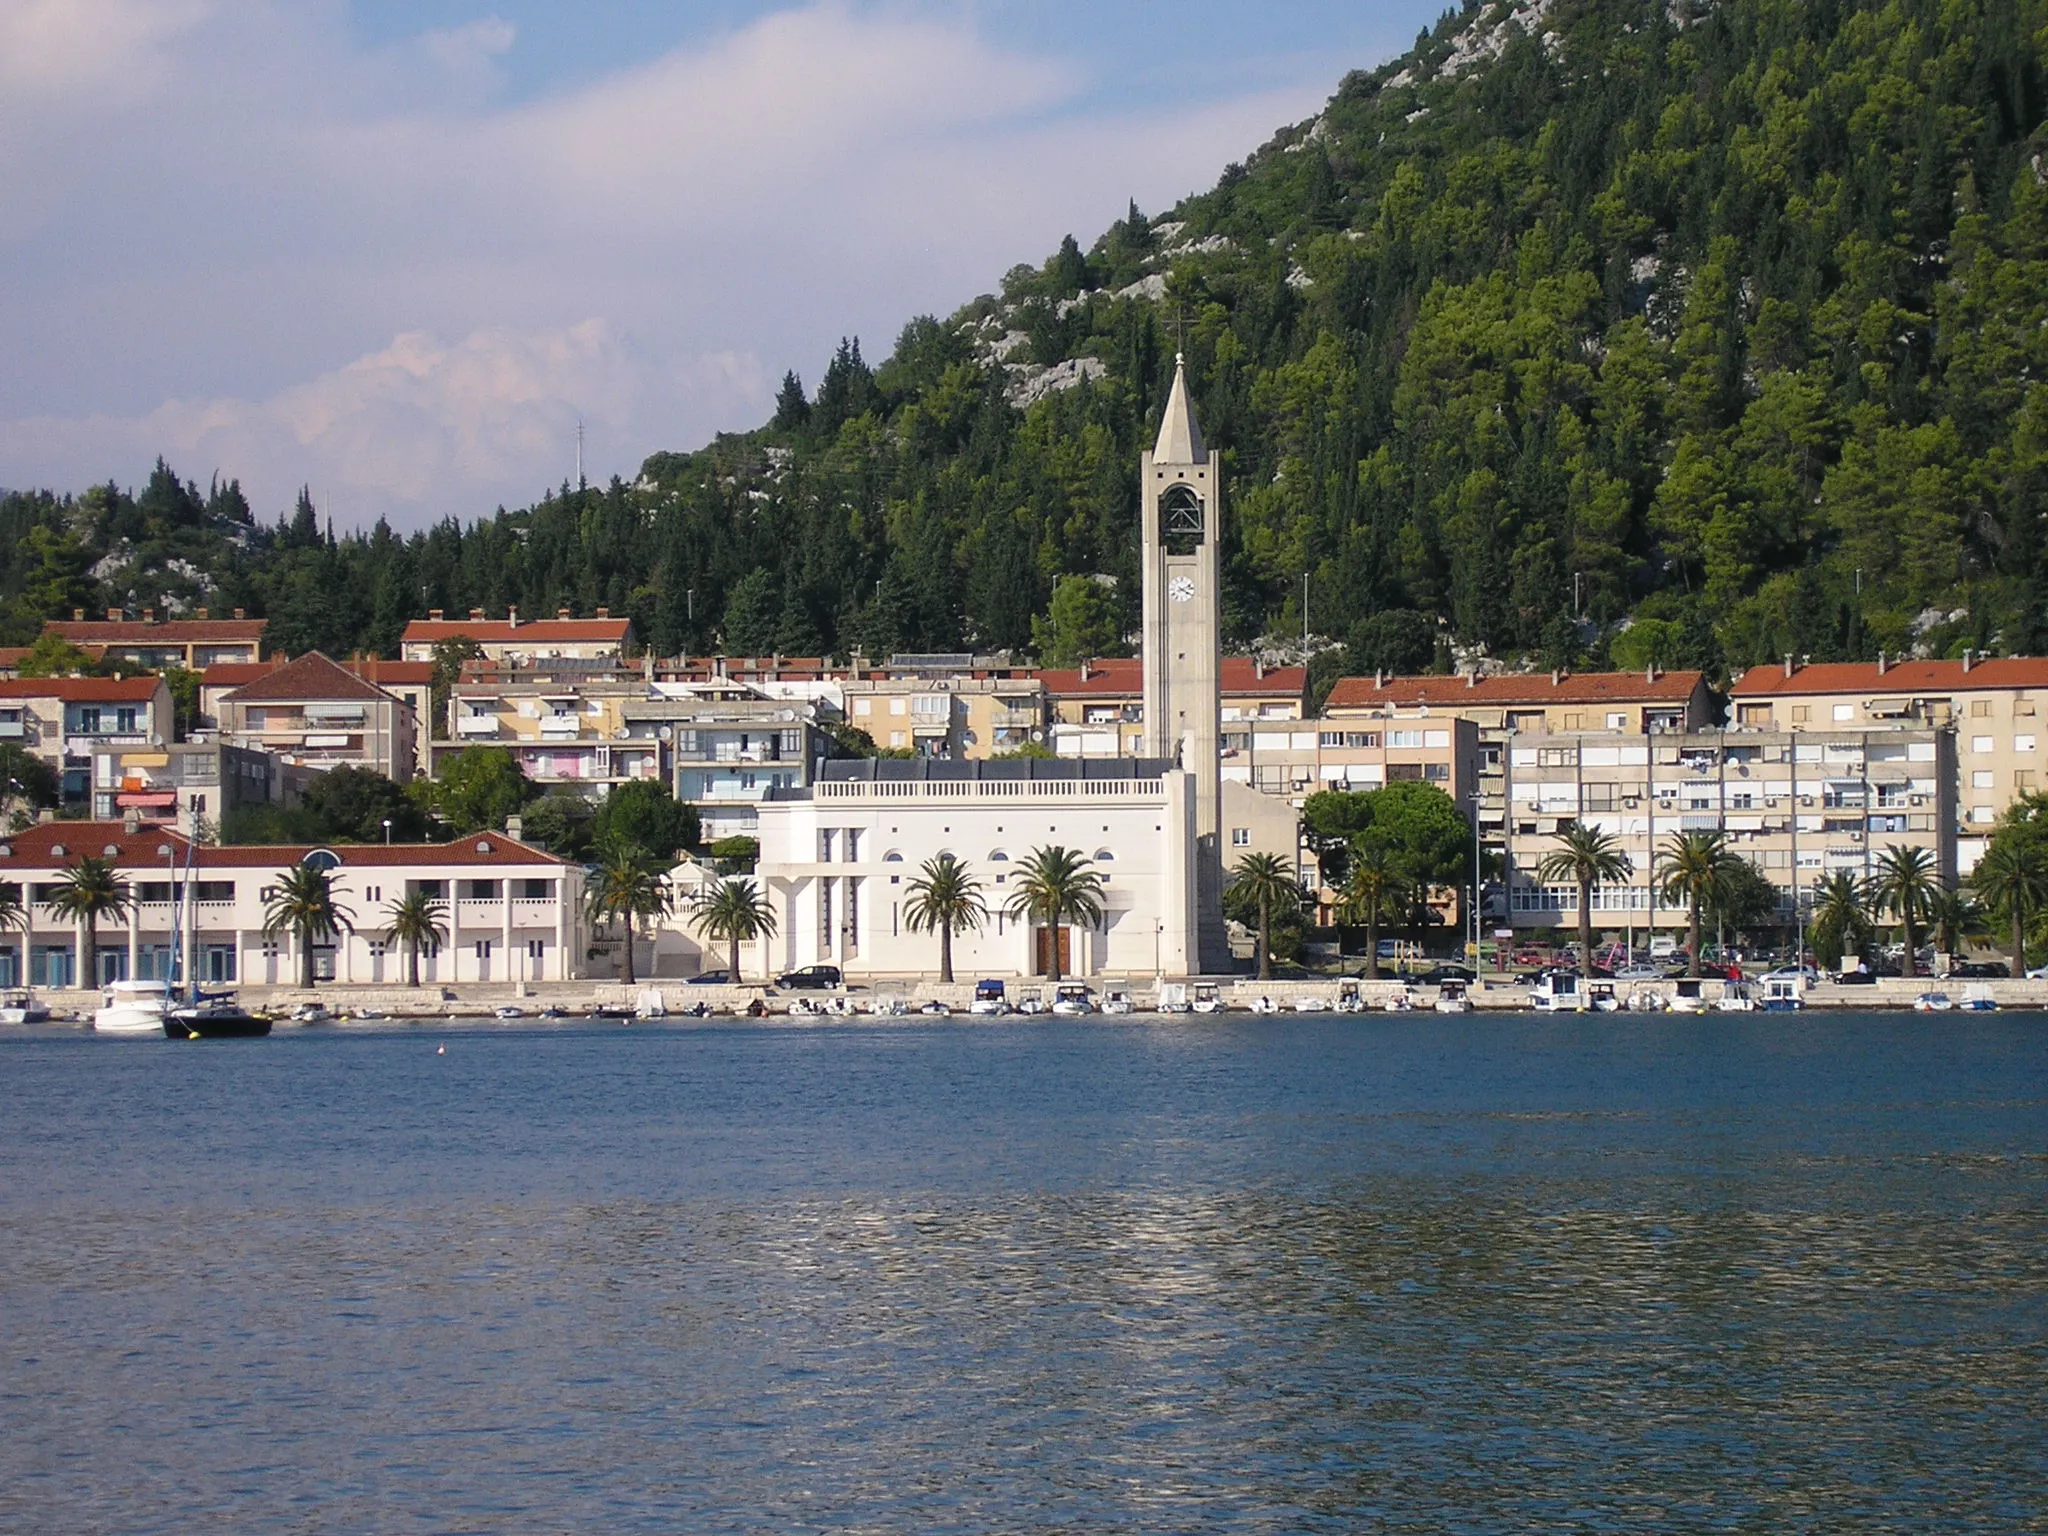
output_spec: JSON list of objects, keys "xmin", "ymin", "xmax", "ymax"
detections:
[
  {"xmin": 1765, "ymin": 797, "xmax": 1779, "ymax": 807},
  {"xmin": 1850, "ymin": 831, "xmax": 1864, "ymax": 842},
  {"xmin": 1910, "ymin": 794, "xmax": 1925, "ymax": 805}
]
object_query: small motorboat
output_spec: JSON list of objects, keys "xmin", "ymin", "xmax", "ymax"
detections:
[
  {"xmin": 785, "ymin": 998, "xmax": 823, "ymax": 1017},
  {"xmin": 635, "ymin": 989, "xmax": 668, "ymax": 1020},
  {"xmin": 868, "ymin": 995, "xmax": 909, "ymax": 1016},
  {"xmin": 1382, "ymin": 987, "xmax": 1415, "ymax": 1012},
  {"xmin": 1529, "ymin": 973, "xmax": 1581, "ymax": 1013},
  {"xmin": 285, "ymin": 1001, "xmax": 335, "ymax": 1026},
  {"xmin": 1190, "ymin": 983, "xmax": 1225, "ymax": 1015},
  {"xmin": 1157, "ymin": 983, "xmax": 1191, "ymax": 1014},
  {"xmin": 1912, "ymin": 991, "xmax": 1954, "ymax": 1012},
  {"xmin": 1292, "ymin": 995, "xmax": 1328, "ymax": 1013},
  {"xmin": 164, "ymin": 996, "xmax": 271, "ymax": 1039},
  {"xmin": 590, "ymin": 1003, "xmax": 635, "ymax": 1020},
  {"xmin": 493, "ymin": 1005, "xmax": 525, "ymax": 1020},
  {"xmin": 1962, "ymin": 982, "xmax": 1999, "ymax": 1012},
  {"xmin": 1013, "ymin": 989, "xmax": 1046, "ymax": 1016},
  {"xmin": 1759, "ymin": 976, "xmax": 1804, "ymax": 1011},
  {"xmin": 346, "ymin": 1007, "xmax": 388, "ymax": 1021},
  {"xmin": 0, "ymin": 990, "xmax": 51, "ymax": 1025},
  {"xmin": 539, "ymin": 1006, "xmax": 568, "ymax": 1019},
  {"xmin": 1248, "ymin": 995, "xmax": 1278, "ymax": 1015},
  {"xmin": 823, "ymin": 996, "xmax": 859, "ymax": 1017},
  {"xmin": 917, "ymin": 999, "xmax": 951, "ymax": 1017},
  {"xmin": 1587, "ymin": 981, "xmax": 1621, "ymax": 1013},
  {"xmin": 969, "ymin": 980, "xmax": 1009, "ymax": 1016},
  {"xmin": 1669, "ymin": 978, "xmax": 1708, "ymax": 1014},
  {"xmin": 1100, "ymin": 989, "xmax": 1134, "ymax": 1015},
  {"xmin": 1716, "ymin": 981, "xmax": 1758, "ymax": 1013},
  {"xmin": 95, "ymin": 980, "xmax": 172, "ymax": 1035},
  {"xmin": 1051, "ymin": 984, "xmax": 1094, "ymax": 1015},
  {"xmin": 1434, "ymin": 977, "xmax": 1473, "ymax": 1013}
]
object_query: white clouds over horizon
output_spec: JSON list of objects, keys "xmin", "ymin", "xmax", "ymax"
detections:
[{"xmin": 0, "ymin": 0, "xmax": 1336, "ymax": 528}]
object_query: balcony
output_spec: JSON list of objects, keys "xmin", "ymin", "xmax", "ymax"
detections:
[
  {"xmin": 537, "ymin": 716, "xmax": 583, "ymax": 738},
  {"xmin": 456, "ymin": 716, "xmax": 501, "ymax": 737},
  {"xmin": 0, "ymin": 720, "xmax": 24, "ymax": 739}
]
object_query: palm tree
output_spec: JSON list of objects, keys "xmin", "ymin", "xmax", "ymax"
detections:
[
  {"xmin": 1924, "ymin": 886, "xmax": 1988, "ymax": 972},
  {"xmin": 1005, "ymin": 845, "xmax": 1105, "ymax": 983},
  {"xmin": 47, "ymin": 856, "xmax": 131, "ymax": 989},
  {"xmin": 902, "ymin": 853, "xmax": 985, "ymax": 983},
  {"xmin": 263, "ymin": 863, "xmax": 355, "ymax": 989},
  {"xmin": 1227, "ymin": 852, "xmax": 1299, "ymax": 980},
  {"xmin": 1337, "ymin": 843, "xmax": 1407, "ymax": 980},
  {"xmin": 1808, "ymin": 870, "xmax": 1876, "ymax": 972},
  {"xmin": 1536, "ymin": 823, "xmax": 1633, "ymax": 984},
  {"xmin": 1656, "ymin": 830, "xmax": 1740, "ymax": 978},
  {"xmin": 691, "ymin": 876, "xmax": 778, "ymax": 983},
  {"xmin": 1871, "ymin": 843, "xmax": 1940, "ymax": 979},
  {"xmin": 1972, "ymin": 837, "xmax": 2048, "ymax": 978},
  {"xmin": 0, "ymin": 881, "xmax": 28, "ymax": 996},
  {"xmin": 382, "ymin": 888, "xmax": 449, "ymax": 989},
  {"xmin": 583, "ymin": 842, "xmax": 674, "ymax": 986}
]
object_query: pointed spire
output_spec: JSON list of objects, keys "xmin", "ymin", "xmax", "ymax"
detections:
[{"xmin": 1153, "ymin": 353, "xmax": 1206, "ymax": 463}]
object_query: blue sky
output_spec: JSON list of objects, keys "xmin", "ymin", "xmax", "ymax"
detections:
[{"xmin": 0, "ymin": 1, "xmax": 1441, "ymax": 528}]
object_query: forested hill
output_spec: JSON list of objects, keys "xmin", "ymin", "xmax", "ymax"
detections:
[{"xmin": 5, "ymin": 0, "xmax": 2048, "ymax": 694}]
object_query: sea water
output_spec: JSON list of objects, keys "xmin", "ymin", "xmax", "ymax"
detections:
[{"xmin": 0, "ymin": 1014, "xmax": 2043, "ymax": 1532}]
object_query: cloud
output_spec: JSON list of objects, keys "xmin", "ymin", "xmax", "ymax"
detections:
[{"xmin": 0, "ymin": 2, "xmax": 1331, "ymax": 527}]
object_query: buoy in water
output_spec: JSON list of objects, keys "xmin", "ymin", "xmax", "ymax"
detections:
[{"xmin": 435, "ymin": 1044, "xmax": 446, "ymax": 1055}]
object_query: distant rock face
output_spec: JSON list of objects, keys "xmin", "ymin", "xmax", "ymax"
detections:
[{"xmin": 1005, "ymin": 356, "xmax": 1108, "ymax": 409}]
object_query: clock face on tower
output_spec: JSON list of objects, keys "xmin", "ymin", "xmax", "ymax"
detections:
[{"xmin": 1168, "ymin": 575, "xmax": 1196, "ymax": 603}]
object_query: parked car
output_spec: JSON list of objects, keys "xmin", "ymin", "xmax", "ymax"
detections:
[
  {"xmin": 1950, "ymin": 960, "xmax": 2006, "ymax": 978},
  {"xmin": 1411, "ymin": 963, "xmax": 1477, "ymax": 986},
  {"xmin": 1612, "ymin": 963, "xmax": 1663, "ymax": 982},
  {"xmin": 1762, "ymin": 965, "xmax": 1820, "ymax": 986},
  {"xmin": 685, "ymin": 970, "xmax": 731, "ymax": 985},
  {"xmin": 776, "ymin": 965, "xmax": 844, "ymax": 990},
  {"xmin": 1834, "ymin": 968, "xmax": 1879, "ymax": 985}
]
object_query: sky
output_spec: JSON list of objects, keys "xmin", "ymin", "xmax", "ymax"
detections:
[{"xmin": 0, "ymin": 0, "xmax": 1442, "ymax": 531}]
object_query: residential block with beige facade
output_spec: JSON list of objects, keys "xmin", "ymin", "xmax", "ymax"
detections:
[
  {"xmin": 841, "ymin": 664, "xmax": 1046, "ymax": 758},
  {"xmin": 213, "ymin": 653, "xmax": 419, "ymax": 782},
  {"xmin": 1729, "ymin": 655, "xmax": 2048, "ymax": 871},
  {"xmin": 46, "ymin": 608, "xmax": 265, "ymax": 669},
  {"xmin": 1498, "ymin": 726, "xmax": 1955, "ymax": 935},
  {"xmin": 0, "ymin": 675, "xmax": 176, "ymax": 809},
  {"xmin": 401, "ymin": 608, "xmax": 633, "ymax": 664},
  {"xmin": 1043, "ymin": 657, "xmax": 1306, "ymax": 758}
]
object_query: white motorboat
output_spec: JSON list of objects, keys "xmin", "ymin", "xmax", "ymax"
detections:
[
  {"xmin": 1013, "ymin": 988, "xmax": 1046, "ymax": 1016},
  {"xmin": 1760, "ymin": 977, "xmax": 1804, "ymax": 1011},
  {"xmin": 1189, "ymin": 983, "xmax": 1224, "ymax": 1015},
  {"xmin": 1100, "ymin": 990, "xmax": 1134, "ymax": 1015},
  {"xmin": 1530, "ymin": 973, "xmax": 1582, "ymax": 1012},
  {"xmin": 94, "ymin": 979, "xmax": 171, "ymax": 1035},
  {"xmin": 917, "ymin": 999, "xmax": 952, "ymax": 1017},
  {"xmin": 969, "ymin": 980, "xmax": 1009, "ymax": 1016},
  {"xmin": 1587, "ymin": 981, "xmax": 1622, "ymax": 1012},
  {"xmin": 0, "ymin": 990, "xmax": 51, "ymax": 1024},
  {"xmin": 1051, "ymin": 984, "xmax": 1094, "ymax": 1015},
  {"xmin": 1962, "ymin": 983, "xmax": 1998, "ymax": 1011},
  {"xmin": 493, "ymin": 1005, "xmax": 525, "ymax": 1019},
  {"xmin": 867, "ymin": 994, "xmax": 909, "ymax": 1016},
  {"xmin": 1716, "ymin": 981, "xmax": 1758, "ymax": 1012},
  {"xmin": 286, "ymin": 1002, "xmax": 336, "ymax": 1025},
  {"xmin": 1156, "ymin": 983, "xmax": 1191, "ymax": 1014},
  {"xmin": 1248, "ymin": 995, "xmax": 1279, "ymax": 1015},
  {"xmin": 1382, "ymin": 987, "xmax": 1416, "ymax": 1012},
  {"xmin": 1911, "ymin": 991, "xmax": 1954, "ymax": 1012},
  {"xmin": 1669, "ymin": 978, "xmax": 1708, "ymax": 1014},
  {"xmin": 1434, "ymin": 978, "xmax": 1473, "ymax": 1013},
  {"xmin": 635, "ymin": 988, "xmax": 668, "ymax": 1019},
  {"xmin": 1292, "ymin": 995, "xmax": 1329, "ymax": 1013}
]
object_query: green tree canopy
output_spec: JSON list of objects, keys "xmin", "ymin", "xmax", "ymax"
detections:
[
  {"xmin": 1030, "ymin": 576, "xmax": 1126, "ymax": 667},
  {"xmin": 432, "ymin": 747, "xmax": 538, "ymax": 834}
]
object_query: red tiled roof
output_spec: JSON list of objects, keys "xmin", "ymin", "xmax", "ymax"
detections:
[
  {"xmin": 350, "ymin": 659, "xmax": 432, "ymax": 685},
  {"xmin": 0, "ymin": 648, "xmax": 29, "ymax": 670},
  {"xmin": 201, "ymin": 662, "xmax": 274, "ymax": 688},
  {"xmin": 402, "ymin": 618, "xmax": 630, "ymax": 645},
  {"xmin": 1730, "ymin": 657, "xmax": 2048, "ymax": 696},
  {"xmin": 47, "ymin": 619, "xmax": 265, "ymax": 645},
  {"xmin": 0, "ymin": 676, "xmax": 165, "ymax": 703},
  {"xmin": 1036, "ymin": 657, "xmax": 1308, "ymax": 697},
  {"xmin": 1324, "ymin": 670, "xmax": 1707, "ymax": 711},
  {"xmin": 0, "ymin": 823, "xmax": 566, "ymax": 870},
  {"xmin": 220, "ymin": 652, "xmax": 395, "ymax": 704}
]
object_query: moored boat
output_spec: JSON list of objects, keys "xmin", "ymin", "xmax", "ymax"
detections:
[
  {"xmin": 163, "ymin": 996, "xmax": 271, "ymax": 1039},
  {"xmin": 1101, "ymin": 989, "xmax": 1134, "ymax": 1015},
  {"xmin": 0, "ymin": 990, "xmax": 51, "ymax": 1024},
  {"xmin": 1189, "ymin": 983, "xmax": 1224, "ymax": 1015},
  {"xmin": 1962, "ymin": 982, "xmax": 1999, "ymax": 1011},
  {"xmin": 1912, "ymin": 991, "xmax": 1954, "ymax": 1012},
  {"xmin": 1051, "ymin": 984, "xmax": 1094, "ymax": 1015},
  {"xmin": 94, "ymin": 979, "xmax": 171, "ymax": 1035},
  {"xmin": 1434, "ymin": 977, "xmax": 1473, "ymax": 1013}
]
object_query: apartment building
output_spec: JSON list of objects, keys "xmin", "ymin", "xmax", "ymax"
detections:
[
  {"xmin": 1499, "ymin": 726, "xmax": 1956, "ymax": 935},
  {"xmin": 214, "ymin": 653, "xmax": 419, "ymax": 781},
  {"xmin": 1729, "ymin": 654, "xmax": 2048, "ymax": 872},
  {"xmin": 752, "ymin": 757, "xmax": 1197, "ymax": 980},
  {"xmin": 619, "ymin": 695, "xmax": 833, "ymax": 842},
  {"xmin": 45, "ymin": 608, "xmax": 265, "ymax": 669},
  {"xmin": 841, "ymin": 669, "xmax": 1046, "ymax": 758},
  {"xmin": 437, "ymin": 673, "xmax": 659, "ymax": 800},
  {"xmin": 90, "ymin": 741, "xmax": 310, "ymax": 829},
  {"xmin": 0, "ymin": 821, "xmax": 584, "ymax": 990},
  {"xmin": 1041, "ymin": 657, "xmax": 1307, "ymax": 757},
  {"xmin": 400, "ymin": 607, "xmax": 633, "ymax": 664},
  {"xmin": 0, "ymin": 676, "xmax": 176, "ymax": 807}
]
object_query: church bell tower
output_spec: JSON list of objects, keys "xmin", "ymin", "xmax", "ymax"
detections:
[{"xmin": 1141, "ymin": 354, "xmax": 1227, "ymax": 972}]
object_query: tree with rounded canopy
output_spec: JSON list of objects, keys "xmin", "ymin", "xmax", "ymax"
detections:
[
  {"xmin": 1030, "ymin": 576, "xmax": 1126, "ymax": 667},
  {"xmin": 432, "ymin": 747, "xmax": 538, "ymax": 834},
  {"xmin": 591, "ymin": 779, "xmax": 698, "ymax": 861},
  {"xmin": 1808, "ymin": 871, "xmax": 1876, "ymax": 971},
  {"xmin": 301, "ymin": 765, "xmax": 428, "ymax": 844}
]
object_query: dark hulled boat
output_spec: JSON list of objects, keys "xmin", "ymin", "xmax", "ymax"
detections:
[{"xmin": 163, "ymin": 998, "xmax": 272, "ymax": 1039}]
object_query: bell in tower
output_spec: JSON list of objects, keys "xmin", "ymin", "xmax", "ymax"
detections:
[{"xmin": 1140, "ymin": 354, "xmax": 1227, "ymax": 973}]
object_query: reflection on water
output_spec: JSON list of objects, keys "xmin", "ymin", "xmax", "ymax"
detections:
[{"xmin": 0, "ymin": 1015, "xmax": 2043, "ymax": 1532}]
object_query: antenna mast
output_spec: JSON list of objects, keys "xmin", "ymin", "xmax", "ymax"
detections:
[{"xmin": 575, "ymin": 419, "xmax": 585, "ymax": 489}]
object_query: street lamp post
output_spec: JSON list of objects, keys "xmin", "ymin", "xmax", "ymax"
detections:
[{"xmin": 382, "ymin": 818, "xmax": 393, "ymax": 845}]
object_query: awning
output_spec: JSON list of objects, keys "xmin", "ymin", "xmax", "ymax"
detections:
[{"xmin": 116, "ymin": 791, "xmax": 177, "ymax": 808}]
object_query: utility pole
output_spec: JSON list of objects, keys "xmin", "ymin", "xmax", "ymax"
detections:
[{"xmin": 575, "ymin": 419, "xmax": 585, "ymax": 489}]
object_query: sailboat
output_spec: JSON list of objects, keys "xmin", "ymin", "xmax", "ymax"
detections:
[{"xmin": 160, "ymin": 832, "xmax": 269, "ymax": 1039}]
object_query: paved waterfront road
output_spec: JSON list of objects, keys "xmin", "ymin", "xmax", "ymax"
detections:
[{"xmin": 1, "ymin": 1014, "xmax": 2044, "ymax": 1533}]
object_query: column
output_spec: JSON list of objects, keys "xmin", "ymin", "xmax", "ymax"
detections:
[
  {"xmin": 127, "ymin": 902, "xmax": 140, "ymax": 979},
  {"xmin": 556, "ymin": 882, "xmax": 569, "ymax": 981},
  {"xmin": 502, "ymin": 881, "xmax": 515, "ymax": 988}
]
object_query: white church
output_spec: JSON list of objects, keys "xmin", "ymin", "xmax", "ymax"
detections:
[{"xmin": 752, "ymin": 357, "xmax": 1232, "ymax": 980}]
